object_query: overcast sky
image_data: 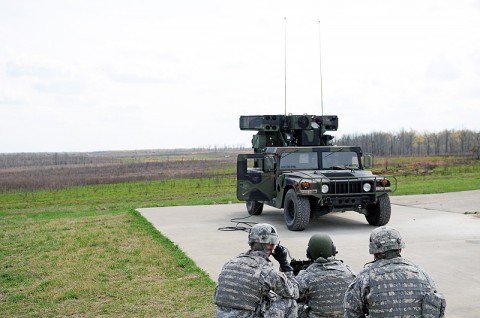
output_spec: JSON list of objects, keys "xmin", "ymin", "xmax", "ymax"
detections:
[{"xmin": 1, "ymin": 0, "xmax": 479, "ymax": 153}]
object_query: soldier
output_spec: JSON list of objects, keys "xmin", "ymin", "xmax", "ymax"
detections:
[
  {"xmin": 295, "ymin": 233, "xmax": 356, "ymax": 318},
  {"xmin": 343, "ymin": 226, "xmax": 446, "ymax": 318},
  {"xmin": 214, "ymin": 223, "xmax": 299, "ymax": 317}
]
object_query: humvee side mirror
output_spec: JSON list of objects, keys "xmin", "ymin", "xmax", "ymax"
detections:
[
  {"xmin": 364, "ymin": 153, "xmax": 374, "ymax": 169},
  {"xmin": 264, "ymin": 156, "xmax": 275, "ymax": 172}
]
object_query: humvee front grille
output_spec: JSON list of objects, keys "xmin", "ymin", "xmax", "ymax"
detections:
[{"xmin": 333, "ymin": 181, "xmax": 361, "ymax": 194}]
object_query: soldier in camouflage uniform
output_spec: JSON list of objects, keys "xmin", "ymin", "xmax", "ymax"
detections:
[
  {"xmin": 214, "ymin": 223, "xmax": 299, "ymax": 317},
  {"xmin": 296, "ymin": 233, "xmax": 356, "ymax": 318},
  {"xmin": 343, "ymin": 226, "xmax": 446, "ymax": 318}
]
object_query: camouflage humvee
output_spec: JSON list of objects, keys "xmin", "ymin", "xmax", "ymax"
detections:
[{"xmin": 236, "ymin": 114, "xmax": 395, "ymax": 231}]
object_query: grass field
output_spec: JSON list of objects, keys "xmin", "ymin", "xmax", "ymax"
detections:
[
  {"xmin": 1, "ymin": 154, "xmax": 479, "ymax": 317},
  {"xmin": 1, "ymin": 209, "xmax": 215, "ymax": 317}
]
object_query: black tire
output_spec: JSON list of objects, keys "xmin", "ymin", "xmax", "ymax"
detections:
[
  {"xmin": 366, "ymin": 194, "xmax": 391, "ymax": 226},
  {"xmin": 284, "ymin": 189, "xmax": 310, "ymax": 231},
  {"xmin": 246, "ymin": 200, "xmax": 264, "ymax": 215}
]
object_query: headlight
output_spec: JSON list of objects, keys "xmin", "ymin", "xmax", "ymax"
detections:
[
  {"xmin": 377, "ymin": 179, "xmax": 390, "ymax": 187},
  {"xmin": 321, "ymin": 184, "xmax": 329, "ymax": 194},
  {"xmin": 363, "ymin": 183, "xmax": 372, "ymax": 192},
  {"xmin": 301, "ymin": 181, "xmax": 311, "ymax": 190}
]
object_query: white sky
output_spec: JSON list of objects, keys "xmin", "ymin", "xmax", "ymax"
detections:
[{"xmin": 1, "ymin": 0, "xmax": 479, "ymax": 153}]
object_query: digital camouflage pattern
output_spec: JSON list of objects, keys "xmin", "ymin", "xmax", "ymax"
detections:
[
  {"xmin": 217, "ymin": 297, "xmax": 297, "ymax": 318},
  {"xmin": 248, "ymin": 223, "xmax": 279, "ymax": 245},
  {"xmin": 368, "ymin": 226, "xmax": 405, "ymax": 254},
  {"xmin": 215, "ymin": 250, "xmax": 299, "ymax": 318},
  {"xmin": 296, "ymin": 257, "xmax": 355, "ymax": 318},
  {"xmin": 343, "ymin": 257, "xmax": 440, "ymax": 318},
  {"xmin": 214, "ymin": 253, "xmax": 264, "ymax": 311}
]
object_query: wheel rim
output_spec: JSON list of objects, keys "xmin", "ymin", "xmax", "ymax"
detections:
[{"xmin": 286, "ymin": 201, "xmax": 295, "ymax": 221}]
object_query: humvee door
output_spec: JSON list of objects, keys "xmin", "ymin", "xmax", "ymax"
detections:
[{"xmin": 236, "ymin": 154, "xmax": 276, "ymax": 201}]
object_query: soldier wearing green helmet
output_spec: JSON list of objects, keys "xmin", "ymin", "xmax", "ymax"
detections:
[
  {"xmin": 343, "ymin": 226, "xmax": 446, "ymax": 317},
  {"xmin": 214, "ymin": 223, "xmax": 299, "ymax": 317},
  {"xmin": 295, "ymin": 233, "xmax": 356, "ymax": 318}
]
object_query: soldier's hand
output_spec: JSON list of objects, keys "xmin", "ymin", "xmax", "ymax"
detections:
[
  {"xmin": 272, "ymin": 245, "xmax": 293, "ymax": 272},
  {"xmin": 272, "ymin": 245, "xmax": 288, "ymax": 262}
]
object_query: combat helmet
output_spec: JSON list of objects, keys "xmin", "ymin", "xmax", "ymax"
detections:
[
  {"xmin": 248, "ymin": 223, "xmax": 279, "ymax": 245},
  {"xmin": 369, "ymin": 226, "xmax": 405, "ymax": 254},
  {"xmin": 306, "ymin": 233, "xmax": 337, "ymax": 260}
]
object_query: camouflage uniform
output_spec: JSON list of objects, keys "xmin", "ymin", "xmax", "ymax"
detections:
[
  {"xmin": 214, "ymin": 223, "xmax": 299, "ymax": 318},
  {"xmin": 296, "ymin": 233, "xmax": 356, "ymax": 318},
  {"xmin": 343, "ymin": 257, "xmax": 438, "ymax": 317},
  {"xmin": 296, "ymin": 257, "xmax": 355, "ymax": 318},
  {"xmin": 343, "ymin": 226, "xmax": 445, "ymax": 318}
]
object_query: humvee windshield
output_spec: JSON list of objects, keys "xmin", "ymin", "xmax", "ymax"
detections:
[
  {"xmin": 278, "ymin": 150, "xmax": 360, "ymax": 170},
  {"xmin": 321, "ymin": 151, "xmax": 359, "ymax": 169},
  {"xmin": 279, "ymin": 152, "xmax": 318, "ymax": 170}
]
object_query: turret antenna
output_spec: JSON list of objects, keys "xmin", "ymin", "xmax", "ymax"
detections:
[
  {"xmin": 284, "ymin": 17, "xmax": 287, "ymax": 116},
  {"xmin": 318, "ymin": 20, "xmax": 324, "ymax": 116}
]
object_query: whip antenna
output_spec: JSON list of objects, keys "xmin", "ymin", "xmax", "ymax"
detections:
[
  {"xmin": 319, "ymin": 21, "xmax": 324, "ymax": 116},
  {"xmin": 284, "ymin": 17, "xmax": 287, "ymax": 116}
]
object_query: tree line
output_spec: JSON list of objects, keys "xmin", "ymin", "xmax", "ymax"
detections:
[{"xmin": 336, "ymin": 129, "xmax": 480, "ymax": 159}]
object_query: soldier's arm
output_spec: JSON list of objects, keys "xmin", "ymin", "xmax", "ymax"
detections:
[
  {"xmin": 343, "ymin": 277, "xmax": 367, "ymax": 318},
  {"xmin": 261, "ymin": 267, "xmax": 299, "ymax": 299},
  {"xmin": 295, "ymin": 269, "xmax": 310, "ymax": 301},
  {"xmin": 419, "ymin": 266, "xmax": 438, "ymax": 291}
]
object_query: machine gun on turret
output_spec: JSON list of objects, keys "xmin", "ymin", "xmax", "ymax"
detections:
[
  {"xmin": 289, "ymin": 258, "xmax": 313, "ymax": 276},
  {"xmin": 239, "ymin": 114, "xmax": 338, "ymax": 152}
]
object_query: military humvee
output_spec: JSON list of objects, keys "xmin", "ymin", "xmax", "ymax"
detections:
[{"xmin": 236, "ymin": 114, "xmax": 395, "ymax": 231}]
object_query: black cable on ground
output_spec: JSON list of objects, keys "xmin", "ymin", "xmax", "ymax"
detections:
[{"xmin": 217, "ymin": 215, "xmax": 258, "ymax": 232}]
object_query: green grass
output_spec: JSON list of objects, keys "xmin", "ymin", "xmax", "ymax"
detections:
[
  {"xmin": 379, "ymin": 157, "xmax": 480, "ymax": 195},
  {"xmin": 1, "ymin": 177, "xmax": 239, "ymax": 317},
  {"xmin": 0, "ymin": 177, "xmax": 237, "ymax": 212},
  {"xmin": 393, "ymin": 174, "xmax": 480, "ymax": 195},
  {"xmin": 1, "ymin": 157, "xmax": 479, "ymax": 317},
  {"xmin": 0, "ymin": 208, "xmax": 216, "ymax": 317}
]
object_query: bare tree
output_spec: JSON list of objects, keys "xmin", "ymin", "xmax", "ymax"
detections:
[{"xmin": 336, "ymin": 128, "xmax": 479, "ymax": 157}]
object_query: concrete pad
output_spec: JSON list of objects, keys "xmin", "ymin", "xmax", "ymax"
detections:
[
  {"xmin": 138, "ymin": 190, "xmax": 480, "ymax": 318},
  {"xmin": 390, "ymin": 190, "xmax": 480, "ymax": 214}
]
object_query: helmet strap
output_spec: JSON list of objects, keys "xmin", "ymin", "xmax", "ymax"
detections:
[
  {"xmin": 251, "ymin": 242, "xmax": 269, "ymax": 253},
  {"xmin": 306, "ymin": 247, "xmax": 312, "ymax": 260},
  {"xmin": 332, "ymin": 243, "xmax": 337, "ymax": 256},
  {"xmin": 375, "ymin": 249, "xmax": 401, "ymax": 260}
]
